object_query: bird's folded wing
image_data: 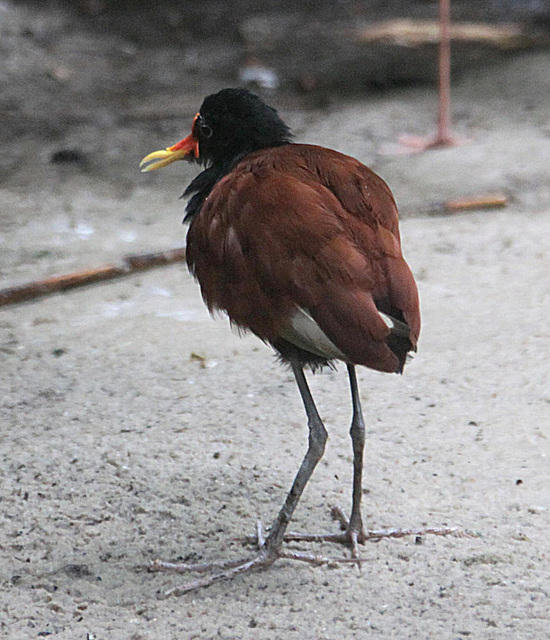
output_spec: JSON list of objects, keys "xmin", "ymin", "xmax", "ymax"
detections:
[{"xmin": 187, "ymin": 154, "xmax": 419, "ymax": 371}]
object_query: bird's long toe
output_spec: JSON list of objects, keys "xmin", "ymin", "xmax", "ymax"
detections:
[{"xmin": 151, "ymin": 547, "xmax": 281, "ymax": 596}]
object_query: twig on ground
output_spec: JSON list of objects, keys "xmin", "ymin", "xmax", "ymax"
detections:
[{"xmin": 0, "ymin": 247, "xmax": 186, "ymax": 307}]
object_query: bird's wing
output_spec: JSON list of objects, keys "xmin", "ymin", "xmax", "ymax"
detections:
[
  {"xmin": 302, "ymin": 144, "xmax": 402, "ymax": 237},
  {"xmin": 302, "ymin": 145, "xmax": 421, "ymax": 345},
  {"xmin": 186, "ymin": 150, "xmax": 419, "ymax": 371}
]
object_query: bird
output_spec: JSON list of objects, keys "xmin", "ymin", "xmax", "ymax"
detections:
[
  {"xmin": 140, "ymin": 88, "xmax": 421, "ymax": 592},
  {"xmin": 396, "ymin": 0, "xmax": 464, "ymax": 153}
]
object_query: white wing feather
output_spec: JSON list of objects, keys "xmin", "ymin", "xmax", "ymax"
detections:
[
  {"xmin": 280, "ymin": 307, "xmax": 400, "ymax": 361},
  {"xmin": 280, "ymin": 307, "xmax": 347, "ymax": 360}
]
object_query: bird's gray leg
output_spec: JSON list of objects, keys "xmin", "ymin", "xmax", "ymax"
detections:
[
  {"xmin": 263, "ymin": 360, "xmax": 328, "ymax": 554},
  {"xmin": 346, "ymin": 364, "xmax": 367, "ymax": 556},
  {"xmin": 152, "ymin": 362, "xmax": 462, "ymax": 594},
  {"xmin": 151, "ymin": 360, "xmax": 330, "ymax": 595},
  {"xmin": 268, "ymin": 364, "xmax": 460, "ymax": 552},
  {"xmin": 253, "ymin": 363, "xmax": 367, "ymax": 557}
]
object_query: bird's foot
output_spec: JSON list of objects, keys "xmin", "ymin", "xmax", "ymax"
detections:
[
  {"xmin": 151, "ymin": 515, "xmax": 463, "ymax": 596},
  {"xmin": 149, "ymin": 550, "xmax": 278, "ymax": 597},
  {"xmin": 329, "ymin": 506, "xmax": 462, "ymax": 545},
  {"xmin": 380, "ymin": 132, "xmax": 468, "ymax": 155},
  {"xmin": 243, "ymin": 506, "xmax": 461, "ymax": 554},
  {"xmin": 149, "ymin": 520, "xmax": 365, "ymax": 597}
]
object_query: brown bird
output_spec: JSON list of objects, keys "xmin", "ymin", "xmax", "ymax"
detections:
[
  {"xmin": 397, "ymin": 0, "xmax": 464, "ymax": 153},
  {"xmin": 140, "ymin": 88, "xmax": 422, "ymax": 591}
]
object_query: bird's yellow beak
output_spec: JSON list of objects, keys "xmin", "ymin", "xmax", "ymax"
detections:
[
  {"xmin": 139, "ymin": 134, "xmax": 200, "ymax": 172},
  {"xmin": 139, "ymin": 115, "xmax": 200, "ymax": 172}
]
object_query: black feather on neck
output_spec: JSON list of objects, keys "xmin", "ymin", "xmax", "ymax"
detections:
[
  {"xmin": 181, "ymin": 154, "xmax": 247, "ymax": 224},
  {"xmin": 181, "ymin": 165, "xmax": 222, "ymax": 223},
  {"xmin": 181, "ymin": 88, "xmax": 293, "ymax": 223}
]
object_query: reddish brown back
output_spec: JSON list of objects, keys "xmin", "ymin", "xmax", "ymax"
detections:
[{"xmin": 186, "ymin": 144, "xmax": 420, "ymax": 373}]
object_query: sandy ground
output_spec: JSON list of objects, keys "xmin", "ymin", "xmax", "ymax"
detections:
[{"xmin": 2, "ymin": 3, "xmax": 550, "ymax": 638}]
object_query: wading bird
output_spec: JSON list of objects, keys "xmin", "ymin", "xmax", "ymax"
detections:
[
  {"xmin": 140, "ymin": 88, "xmax": 427, "ymax": 593},
  {"xmin": 398, "ymin": 0, "xmax": 464, "ymax": 152}
]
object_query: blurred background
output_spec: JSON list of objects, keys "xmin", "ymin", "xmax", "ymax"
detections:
[
  {"xmin": 2, "ymin": 6, "xmax": 550, "ymax": 635},
  {"xmin": 2, "ymin": 0, "xmax": 550, "ymax": 286}
]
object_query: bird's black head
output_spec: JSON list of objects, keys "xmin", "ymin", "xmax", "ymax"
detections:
[
  {"xmin": 139, "ymin": 88, "xmax": 292, "ymax": 173},
  {"xmin": 196, "ymin": 88, "xmax": 292, "ymax": 166}
]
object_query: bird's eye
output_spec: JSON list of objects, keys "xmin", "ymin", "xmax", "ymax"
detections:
[{"xmin": 200, "ymin": 123, "xmax": 213, "ymax": 139}]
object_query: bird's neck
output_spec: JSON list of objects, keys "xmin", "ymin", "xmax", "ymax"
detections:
[
  {"xmin": 182, "ymin": 149, "xmax": 268, "ymax": 223},
  {"xmin": 183, "ymin": 136, "xmax": 292, "ymax": 223},
  {"xmin": 182, "ymin": 163, "xmax": 227, "ymax": 223}
]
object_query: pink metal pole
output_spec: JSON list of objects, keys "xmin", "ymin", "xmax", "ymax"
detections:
[{"xmin": 437, "ymin": 0, "xmax": 453, "ymax": 144}]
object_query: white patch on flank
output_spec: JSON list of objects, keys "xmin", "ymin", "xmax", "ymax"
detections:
[
  {"xmin": 379, "ymin": 312, "xmax": 395, "ymax": 330},
  {"xmin": 282, "ymin": 307, "xmax": 347, "ymax": 360}
]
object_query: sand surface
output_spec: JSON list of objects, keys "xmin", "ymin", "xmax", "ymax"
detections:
[{"xmin": 1, "ymin": 4, "xmax": 550, "ymax": 638}]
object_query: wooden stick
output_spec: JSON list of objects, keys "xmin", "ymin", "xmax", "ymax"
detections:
[
  {"xmin": 0, "ymin": 191, "xmax": 505, "ymax": 308},
  {"xmin": 355, "ymin": 20, "xmax": 541, "ymax": 49},
  {"xmin": 0, "ymin": 247, "xmax": 186, "ymax": 308},
  {"xmin": 443, "ymin": 193, "xmax": 508, "ymax": 212},
  {"xmin": 404, "ymin": 192, "xmax": 508, "ymax": 217}
]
